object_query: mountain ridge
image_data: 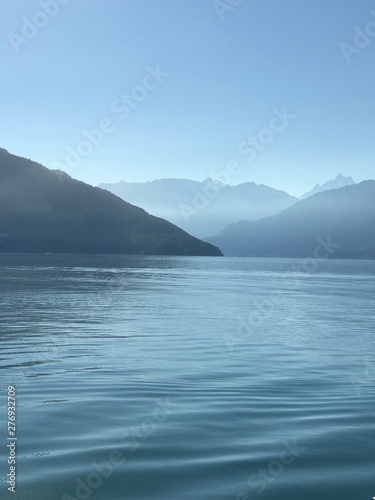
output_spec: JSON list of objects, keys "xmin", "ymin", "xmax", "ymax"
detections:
[
  {"xmin": 300, "ymin": 173, "xmax": 356, "ymax": 199},
  {"xmin": 0, "ymin": 149, "xmax": 222, "ymax": 256},
  {"xmin": 205, "ymin": 181, "xmax": 375, "ymax": 259},
  {"xmin": 98, "ymin": 178, "xmax": 298, "ymax": 238}
]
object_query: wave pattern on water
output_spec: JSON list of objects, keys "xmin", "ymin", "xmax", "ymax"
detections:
[{"xmin": 0, "ymin": 255, "xmax": 374, "ymax": 500}]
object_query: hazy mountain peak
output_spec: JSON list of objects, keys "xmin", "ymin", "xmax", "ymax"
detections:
[
  {"xmin": 98, "ymin": 178, "xmax": 298, "ymax": 238},
  {"xmin": 300, "ymin": 174, "xmax": 356, "ymax": 199},
  {"xmin": 204, "ymin": 178, "xmax": 226, "ymax": 187}
]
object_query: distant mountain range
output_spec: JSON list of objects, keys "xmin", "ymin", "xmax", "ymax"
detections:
[
  {"xmin": 205, "ymin": 181, "xmax": 375, "ymax": 259},
  {"xmin": 1, "ymin": 150, "xmax": 371, "ymax": 260},
  {"xmin": 98, "ymin": 179, "xmax": 298, "ymax": 238},
  {"xmin": 300, "ymin": 174, "xmax": 356, "ymax": 199},
  {"xmin": 0, "ymin": 149, "xmax": 222, "ymax": 256}
]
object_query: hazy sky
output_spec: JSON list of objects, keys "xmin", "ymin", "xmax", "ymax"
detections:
[{"xmin": 1, "ymin": 0, "xmax": 374, "ymax": 195}]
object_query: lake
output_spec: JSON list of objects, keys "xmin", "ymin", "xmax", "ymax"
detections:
[{"xmin": 0, "ymin": 254, "xmax": 374, "ymax": 500}]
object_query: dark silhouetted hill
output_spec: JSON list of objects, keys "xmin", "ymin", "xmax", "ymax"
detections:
[{"xmin": 0, "ymin": 149, "xmax": 222, "ymax": 256}]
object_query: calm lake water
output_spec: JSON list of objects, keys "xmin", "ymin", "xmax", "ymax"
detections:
[{"xmin": 0, "ymin": 254, "xmax": 374, "ymax": 500}]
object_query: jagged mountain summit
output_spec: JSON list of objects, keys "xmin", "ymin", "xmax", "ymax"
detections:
[
  {"xmin": 98, "ymin": 178, "xmax": 298, "ymax": 238},
  {"xmin": 0, "ymin": 149, "xmax": 222, "ymax": 256},
  {"xmin": 300, "ymin": 174, "xmax": 356, "ymax": 199}
]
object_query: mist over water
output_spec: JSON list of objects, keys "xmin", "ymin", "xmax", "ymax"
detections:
[{"xmin": 0, "ymin": 254, "xmax": 374, "ymax": 500}]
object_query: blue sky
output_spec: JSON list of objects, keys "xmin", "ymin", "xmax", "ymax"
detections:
[{"xmin": 1, "ymin": 0, "xmax": 374, "ymax": 195}]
